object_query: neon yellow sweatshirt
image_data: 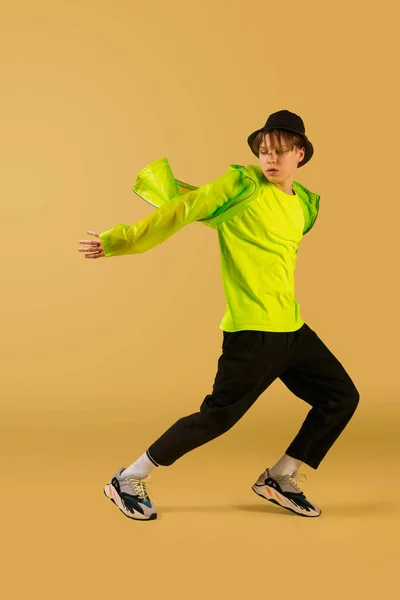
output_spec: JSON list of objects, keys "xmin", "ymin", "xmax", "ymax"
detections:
[{"xmin": 99, "ymin": 158, "xmax": 320, "ymax": 332}]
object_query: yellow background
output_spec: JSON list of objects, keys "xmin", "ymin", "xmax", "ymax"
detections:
[{"xmin": 1, "ymin": 0, "xmax": 399, "ymax": 598}]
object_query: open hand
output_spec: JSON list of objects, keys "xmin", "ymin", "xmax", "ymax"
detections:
[{"xmin": 78, "ymin": 231, "xmax": 105, "ymax": 258}]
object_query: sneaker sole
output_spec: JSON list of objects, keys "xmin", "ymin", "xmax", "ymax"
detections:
[
  {"xmin": 251, "ymin": 484, "xmax": 321, "ymax": 518},
  {"xmin": 103, "ymin": 483, "xmax": 157, "ymax": 521}
]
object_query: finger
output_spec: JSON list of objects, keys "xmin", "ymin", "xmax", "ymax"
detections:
[
  {"xmin": 79, "ymin": 240, "xmax": 99, "ymax": 245},
  {"xmin": 85, "ymin": 248, "xmax": 103, "ymax": 254},
  {"xmin": 87, "ymin": 231, "xmax": 100, "ymax": 237}
]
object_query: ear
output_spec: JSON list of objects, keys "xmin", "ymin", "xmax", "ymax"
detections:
[{"xmin": 298, "ymin": 147, "xmax": 305, "ymax": 161}]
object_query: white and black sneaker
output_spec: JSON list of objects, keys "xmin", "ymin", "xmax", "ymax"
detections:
[
  {"xmin": 252, "ymin": 467, "xmax": 322, "ymax": 517},
  {"xmin": 104, "ymin": 467, "xmax": 157, "ymax": 521}
]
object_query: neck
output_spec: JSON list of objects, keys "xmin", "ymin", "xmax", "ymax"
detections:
[
  {"xmin": 274, "ymin": 183, "xmax": 296, "ymax": 196},
  {"xmin": 260, "ymin": 171, "xmax": 296, "ymax": 196}
]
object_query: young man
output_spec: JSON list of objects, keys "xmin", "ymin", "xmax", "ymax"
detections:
[{"xmin": 78, "ymin": 109, "xmax": 360, "ymax": 520}]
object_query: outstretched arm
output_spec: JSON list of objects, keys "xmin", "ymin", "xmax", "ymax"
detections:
[{"xmin": 97, "ymin": 168, "xmax": 243, "ymax": 257}]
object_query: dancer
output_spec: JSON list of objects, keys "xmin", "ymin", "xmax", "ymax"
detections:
[{"xmin": 78, "ymin": 109, "xmax": 359, "ymax": 519}]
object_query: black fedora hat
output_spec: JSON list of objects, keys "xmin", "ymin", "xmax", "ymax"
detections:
[{"xmin": 247, "ymin": 109, "xmax": 314, "ymax": 168}]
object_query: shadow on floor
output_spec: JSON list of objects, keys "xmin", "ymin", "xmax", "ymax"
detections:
[{"xmin": 155, "ymin": 500, "xmax": 399, "ymax": 517}]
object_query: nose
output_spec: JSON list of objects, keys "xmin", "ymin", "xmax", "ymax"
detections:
[{"xmin": 265, "ymin": 151, "xmax": 278, "ymax": 162}]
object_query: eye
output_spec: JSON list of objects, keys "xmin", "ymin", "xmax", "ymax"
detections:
[{"xmin": 259, "ymin": 148, "xmax": 287, "ymax": 154}]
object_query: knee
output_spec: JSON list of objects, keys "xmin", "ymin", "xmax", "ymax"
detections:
[
  {"xmin": 199, "ymin": 405, "xmax": 236, "ymax": 437},
  {"xmin": 200, "ymin": 395, "xmax": 236, "ymax": 436},
  {"xmin": 205, "ymin": 412, "xmax": 234, "ymax": 436},
  {"xmin": 181, "ymin": 409, "xmax": 229, "ymax": 439}
]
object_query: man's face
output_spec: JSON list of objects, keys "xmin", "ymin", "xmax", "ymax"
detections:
[{"xmin": 258, "ymin": 132, "xmax": 305, "ymax": 183}]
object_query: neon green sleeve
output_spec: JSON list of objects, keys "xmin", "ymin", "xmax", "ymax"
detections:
[{"xmin": 99, "ymin": 168, "xmax": 243, "ymax": 257}]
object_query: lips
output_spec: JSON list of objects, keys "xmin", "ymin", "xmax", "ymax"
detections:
[{"xmin": 267, "ymin": 169, "xmax": 278, "ymax": 172}]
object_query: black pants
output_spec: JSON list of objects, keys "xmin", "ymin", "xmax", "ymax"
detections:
[{"xmin": 147, "ymin": 323, "xmax": 360, "ymax": 470}]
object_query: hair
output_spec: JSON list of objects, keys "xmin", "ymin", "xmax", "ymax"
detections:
[{"xmin": 250, "ymin": 128, "xmax": 305, "ymax": 156}]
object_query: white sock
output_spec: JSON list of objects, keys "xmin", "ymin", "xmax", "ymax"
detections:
[
  {"xmin": 269, "ymin": 453, "xmax": 303, "ymax": 478},
  {"xmin": 121, "ymin": 451, "xmax": 159, "ymax": 479}
]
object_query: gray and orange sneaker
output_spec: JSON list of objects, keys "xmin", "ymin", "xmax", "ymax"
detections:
[
  {"xmin": 104, "ymin": 467, "xmax": 157, "ymax": 521},
  {"xmin": 251, "ymin": 467, "xmax": 322, "ymax": 517}
]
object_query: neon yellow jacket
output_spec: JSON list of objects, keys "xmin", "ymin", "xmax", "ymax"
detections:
[
  {"xmin": 99, "ymin": 157, "xmax": 321, "ymax": 332},
  {"xmin": 99, "ymin": 157, "xmax": 320, "ymax": 257}
]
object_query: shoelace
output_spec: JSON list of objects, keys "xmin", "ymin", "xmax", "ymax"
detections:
[
  {"xmin": 127, "ymin": 475, "xmax": 152, "ymax": 500},
  {"xmin": 287, "ymin": 472, "xmax": 307, "ymax": 494}
]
